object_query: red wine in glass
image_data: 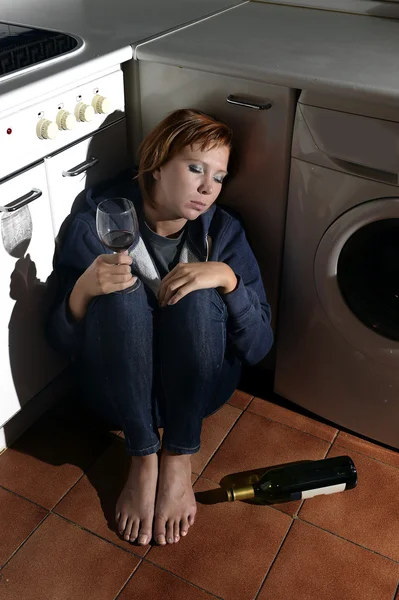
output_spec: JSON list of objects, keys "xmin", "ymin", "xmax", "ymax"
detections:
[
  {"xmin": 101, "ymin": 230, "xmax": 135, "ymax": 252},
  {"xmin": 96, "ymin": 197, "xmax": 140, "ymax": 292}
]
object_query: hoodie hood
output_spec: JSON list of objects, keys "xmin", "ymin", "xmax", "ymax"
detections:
[{"xmin": 85, "ymin": 169, "xmax": 216, "ymax": 261}]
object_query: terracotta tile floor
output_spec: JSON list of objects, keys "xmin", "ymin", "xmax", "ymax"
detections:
[{"xmin": 1, "ymin": 390, "xmax": 399, "ymax": 600}]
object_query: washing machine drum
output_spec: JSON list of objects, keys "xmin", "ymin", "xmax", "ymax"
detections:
[{"xmin": 314, "ymin": 197, "xmax": 399, "ymax": 367}]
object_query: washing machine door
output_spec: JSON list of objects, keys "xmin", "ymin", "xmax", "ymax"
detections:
[{"xmin": 314, "ymin": 197, "xmax": 399, "ymax": 367}]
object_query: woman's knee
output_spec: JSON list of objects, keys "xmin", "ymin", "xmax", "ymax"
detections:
[
  {"xmin": 84, "ymin": 286, "xmax": 154, "ymax": 356},
  {"xmin": 159, "ymin": 290, "xmax": 227, "ymax": 369},
  {"xmin": 166, "ymin": 288, "xmax": 227, "ymax": 326},
  {"xmin": 88, "ymin": 283, "xmax": 152, "ymax": 323}
]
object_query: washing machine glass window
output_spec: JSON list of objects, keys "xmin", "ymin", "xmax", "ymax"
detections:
[
  {"xmin": 314, "ymin": 197, "xmax": 399, "ymax": 368},
  {"xmin": 337, "ymin": 218, "xmax": 399, "ymax": 342}
]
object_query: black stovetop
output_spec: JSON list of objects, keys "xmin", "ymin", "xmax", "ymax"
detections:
[{"xmin": 0, "ymin": 22, "xmax": 79, "ymax": 78}]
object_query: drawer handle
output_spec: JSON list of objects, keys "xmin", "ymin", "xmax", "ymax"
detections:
[
  {"xmin": 0, "ymin": 188, "xmax": 42, "ymax": 213},
  {"xmin": 62, "ymin": 156, "xmax": 99, "ymax": 177},
  {"xmin": 226, "ymin": 95, "xmax": 272, "ymax": 110}
]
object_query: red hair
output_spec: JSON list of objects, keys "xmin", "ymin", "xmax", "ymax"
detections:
[{"xmin": 137, "ymin": 109, "xmax": 233, "ymax": 203}]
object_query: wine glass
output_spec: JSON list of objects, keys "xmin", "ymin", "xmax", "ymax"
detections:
[{"xmin": 96, "ymin": 197, "xmax": 140, "ymax": 292}]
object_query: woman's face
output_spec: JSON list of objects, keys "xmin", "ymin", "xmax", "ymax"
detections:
[{"xmin": 151, "ymin": 143, "xmax": 230, "ymax": 220}]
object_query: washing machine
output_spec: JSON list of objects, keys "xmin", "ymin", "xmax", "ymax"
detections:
[{"xmin": 274, "ymin": 91, "xmax": 399, "ymax": 449}]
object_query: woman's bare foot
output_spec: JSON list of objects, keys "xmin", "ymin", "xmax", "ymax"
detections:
[
  {"xmin": 116, "ymin": 453, "xmax": 158, "ymax": 545},
  {"xmin": 154, "ymin": 450, "xmax": 197, "ymax": 545}
]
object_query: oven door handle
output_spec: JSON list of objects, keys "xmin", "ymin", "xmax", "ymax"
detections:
[
  {"xmin": 0, "ymin": 188, "xmax": 42, "ymax": 213},
  {"xmin": 226, "ymin": 95, "xmax": 272, "ymax": 110},
  {"xmin": 62, "ymin": 156, "xmax": 99, "ymax": 177}
]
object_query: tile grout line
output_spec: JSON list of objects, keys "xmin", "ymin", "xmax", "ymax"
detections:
[
  {"xmin": 320, "ymin": 428, "xmax": 336, "ymax": 460},
  {"xmin": 0, "ymin": 484, "xmax": 49, "ymax": 511},
  {"xmin": 391, "ymin": 579, "xmax": 399, "ymax": 600},
  {"xmin": 331, "ymin": 428, "xmax": 340, "ymax": 446},
  {"xmin": 52, "ymin": 508, "xmax": 273, "ymax": 600},
  {"xmin": 51, "ymin": 434, "xmax": 123, "ymax": 512},
  {"xmin": 53, "ymin": 433, "xmax": 123, "ymax": 506},
  {"xmin": 51, "ymin": 512, "xmax": 149, "ymax": 559},
  {"xmin": 112, "ymin": 558, "xmax": 143, "ymax": 600},
  {"xmin": 253, "ymin": 518, "xmax": 296, "ymax": 600},
  {"xmin": 194, "ymin": 406, "xmax": 248, "ymax": 478},
  {"xmin": 0, "ymin": 429, "xmax": 119, "ymax": 518},
  {"xmin": 248, "ymin": 404, "xmax": 399, "ymax": 470},
  {"xmin": 245, "ymin": 407, "xmax": 337, "ymax": 445},
  {"xmin": 0, "ymin": 512, "xmax": 50, "ymax": 571},
  {"xmin": 332, "ymin": 440, "xmax": 399, "ymax": 472},
  {"xmin": 298, "ymin": 517, "xmax": 399, "ymax": 565},
  {"xmin": 140, "ymin": 554, "xmax": 224, "ymax": 600},
  {"xmin": 51, "ymin": 471, "xmax": 87, "ymax": 512}
]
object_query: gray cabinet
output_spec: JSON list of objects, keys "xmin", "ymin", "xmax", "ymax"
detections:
[{"xmin": 131, "ymin": 61, "xmax": 295, "ymax": 336}]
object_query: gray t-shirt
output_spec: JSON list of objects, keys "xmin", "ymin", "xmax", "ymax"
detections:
[{"xmin": 141, "ymin": 220, "xmax": 186, "ymax": 278}]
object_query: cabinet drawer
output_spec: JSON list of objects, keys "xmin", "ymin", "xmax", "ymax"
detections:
[
  {"xmin": 137, "ymin": 63, "xmax": 295, "ymax": 325},
  {"xmin": 45, "ymin": 118, "xmax": 129, "ymax": 238}
]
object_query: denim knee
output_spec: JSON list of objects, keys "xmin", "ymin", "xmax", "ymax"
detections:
[{"xmin": 164, "ymin": 288, "xmax": 227, "ymax": 328}]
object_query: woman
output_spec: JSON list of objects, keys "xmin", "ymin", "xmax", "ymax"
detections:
[{"xmin": 47, "ymin": 109, "xmax": 273, "ymax": 547}]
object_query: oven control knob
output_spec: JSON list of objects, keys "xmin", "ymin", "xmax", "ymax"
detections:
[
  {"xmin": 56, "ymin": 110, "xmax": 77, "ymax": 131},
  {"xmin": 75, "ymin": 102, "xmax": 95, "ymax": 122},
  {"xmin": 92, "ymin": 94, "xmax": 112, "ymax": 115},
  {"xmin": 36, "ymin": 118, "xmax": 58, "ymax": 140}
]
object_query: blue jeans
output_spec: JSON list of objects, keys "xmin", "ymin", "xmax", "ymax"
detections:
[{"xmin": 80, "ymin": 283, "xmax": 241, "ymax": 456}]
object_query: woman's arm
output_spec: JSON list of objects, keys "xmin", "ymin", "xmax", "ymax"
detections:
[
  {"xmin": 215, "ymin": 216, "xmax": 274, "ymax": 365},
  {"xmin": 156, "ymin": 213, "xmax": 273, "ymax": 366},
  {"xmin": 46, "ymin": 216, "xmax": 134, "ymax": 356}
]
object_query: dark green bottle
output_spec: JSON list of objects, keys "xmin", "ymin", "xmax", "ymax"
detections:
[{"xmin": 226, "ymin": 455, "xmax": 357, "ymax": 503}]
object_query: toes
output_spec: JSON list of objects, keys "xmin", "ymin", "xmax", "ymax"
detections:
[
  {"xmin": 180, "ymin": 516, "xmax": 189, "ymax": 536},
  {"xmin": 156, "ymin": 534, "xmax": 166, "ymax": 545},
  {"xmin": 156, "ymin": 533, "xmax": 166, "ymax": 545},
  {"xmin": 154, "ymin": 516, "xmax": 167, "ymax": 545},
  {"xmin": 166, "ymin": 519, "xmax": 175, "ymax": 544},
  {"xmin": 118, "ymin": 513, "xmax": 128, "ymax": 536},
  {"xmin": 188, "ymin": 513, "xmax": 196, "ymax": 527},
  {"xmin": 138, "ymin": 519, "xmax": 152, "ymax": 546},
  {"xmin": 129, "ymin": 519, "xmax": 140, "ymax": 543},
  {"xmin": 138, "ymin": 533, "xmax": 149, "ymax": 545},
  {"xmin": 173, "ymin": 521, "xmax": 180, "ymax": 543},
  {"xmin": 124, "ymin": 517, "xmax": 134, "ymax": 541}
]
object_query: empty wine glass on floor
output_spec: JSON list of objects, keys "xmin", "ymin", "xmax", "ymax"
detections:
[{"xmin": 96, "ymin": 197, "xmax": 140, "ymax": 292}]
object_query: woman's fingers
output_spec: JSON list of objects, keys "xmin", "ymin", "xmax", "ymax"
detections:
[
  {"xmin": 110, "ymin": 273, "xmax": 134, "ymax": 284},
  {"xmin": 166, "ymin": 281, "xmax": 198, "ymax": 305},
  {"xmin": 102, "ymin": 275, "xmax": 137, "ymax": 294},
  {"xmin": 97, "ymin": 262, "xmax": 135, "ymax": 293},
  {"xmin": 118, "ymin": 276, "xmax": 137, "ymax": 291},
  {"xmin": 101, "ymin": 252, "xmax": 132, "ymax": 266},
  {"xmin": 159, "ymin": 275, "xmax": 190, "ymax": 306}
]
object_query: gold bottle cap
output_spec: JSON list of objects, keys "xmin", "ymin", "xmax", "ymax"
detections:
[{"xmin": 226, "ymin": 486, "xmax": 255, "ymax": 502}]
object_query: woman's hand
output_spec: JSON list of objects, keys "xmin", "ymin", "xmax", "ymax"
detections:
[
  {"xmin": 158, "ymin": 262, "xmax": 237, "ymax": 307},
  {"xmin": 69, "ymin": 251, "xmax": 136, "ymax": 321}
]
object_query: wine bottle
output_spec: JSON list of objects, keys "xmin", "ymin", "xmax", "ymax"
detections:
[{"xmin": 226, "ymin": 455, "xmax": 357, "ymax": 503}]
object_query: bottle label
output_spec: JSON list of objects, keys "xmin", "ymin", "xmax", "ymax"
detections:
[{"xmin": 301, "ymin": 483, "xmax": 346, "ymax": 499}]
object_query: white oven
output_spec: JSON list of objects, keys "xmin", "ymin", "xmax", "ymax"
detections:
[{"xmin": 0, "ymin": 23, "xmax": 130, "ymax": 448}]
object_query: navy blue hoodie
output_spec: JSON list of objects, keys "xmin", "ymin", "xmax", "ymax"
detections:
[{"xmin": 47, "ymin": 171, "xmax": 273, "ymax": 366}]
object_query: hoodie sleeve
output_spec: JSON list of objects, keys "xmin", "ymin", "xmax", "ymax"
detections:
[
  {"xmin": 46, "ymin": 215, "xmax": 106, "ymax": 357},
  {"xmin": 217, "ymin": 216, "xmax": 274, "ymax": 365}
]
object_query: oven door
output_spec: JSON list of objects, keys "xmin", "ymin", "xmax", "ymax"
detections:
[
  {"xmin": 0, "ymin": 163, "xmax": 67, "ymax": 429},
  {"xmin": 45, "ymin": 119, "xmax": 129, "ymax": 239}
]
